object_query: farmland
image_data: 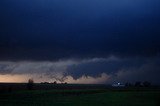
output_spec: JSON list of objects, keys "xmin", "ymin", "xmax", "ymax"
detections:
[{"xmin": 0, "ymin": 83, "xmax": 160, "ymax": 106}]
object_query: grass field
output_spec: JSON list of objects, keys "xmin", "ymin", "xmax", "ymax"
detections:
[{"xmin": 0, "ymin": 84, "xmax": 160, "ymax": 106}]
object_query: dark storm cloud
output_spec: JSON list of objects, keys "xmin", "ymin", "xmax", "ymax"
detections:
[
  {"xmin": 66, "ymin": 57, "xmax": 145, "ymax": 78},
  {"xmin": 0, "ymin": 56, "xmax": 159, "ymax": 84},
  {"xmin": 0, "ymin": 0, "xmax": 160, "ymax": 84},
  {"xmin": 0, "ymin": 64, "xmax": 12, "ymax": 74},
  {"xmin": 68, "ymin": 57, "xmax": 160, "ymax": 84},
  {"xmin": 0, "ymin": 0, "xmax": 160, "ymax": 60},
  {"xmin": 113, "ymin": 58, "xmax": 160, "ymax": 84}
]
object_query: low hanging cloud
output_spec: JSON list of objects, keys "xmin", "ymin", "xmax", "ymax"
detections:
[
  {"xmin": 0, "ymin": 56, "xmax": 117, "ymax": 75},
  {"xmin": 65, "ymin": 73, "xmax": 111, "ymax": 84},
  {"xmin": 114, "ymin": 61, "xmax": 160, "ymax": 84},
  {"xmin": 0, "ymin": 56, "xmax": 160, "ymax": 84}
]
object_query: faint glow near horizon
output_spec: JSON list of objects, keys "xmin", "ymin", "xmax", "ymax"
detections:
[
  {"xmin": 0, "ymin": 74, "xmax": 56, "ymax": 83},
  {"xmin": 0, "ymin": 74, "xmax": 29, "ymax": 83},
  {"xmin": 0, "ymin": 73, "xmax": 110, "ymax": 84},
  {"xmin": 0, "ymin": 58, "xmax": 114, "ymax": 83}
]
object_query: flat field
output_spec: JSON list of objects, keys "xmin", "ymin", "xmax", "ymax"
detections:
[{"xmin": 0, "ymin": 83, "xmax": 160, "ymax": 106}]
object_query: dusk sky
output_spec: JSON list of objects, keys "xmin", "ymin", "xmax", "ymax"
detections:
[{"xmin": 0, "ymin": 0, "xmax": 160, "ymax": 84}]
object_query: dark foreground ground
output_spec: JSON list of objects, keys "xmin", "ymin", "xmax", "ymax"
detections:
[{"xmin": 0, "ymin": 83, "xmax": 160, "ymax": 106}]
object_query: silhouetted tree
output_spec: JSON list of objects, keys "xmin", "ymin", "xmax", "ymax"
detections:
[
  {"xmin": 53, "ymin": 81, "xmax": 57, "ymax": 84},
  {"xmin": 27, "ymin": 79, "xmax": 34, "ymax": 90}
]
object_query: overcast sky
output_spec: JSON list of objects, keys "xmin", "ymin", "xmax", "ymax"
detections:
[{"xmin": 0, "ymin": 0, "xmax": 160, "ymax": 84}]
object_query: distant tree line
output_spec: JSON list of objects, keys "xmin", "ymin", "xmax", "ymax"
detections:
[
  {"xmin": 125, "ymin": 81, "xmax": 151, "ymax": 87},
  {"xmin": 40, "ymin": 81, "xmax": 67, "ymax": 84}
]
